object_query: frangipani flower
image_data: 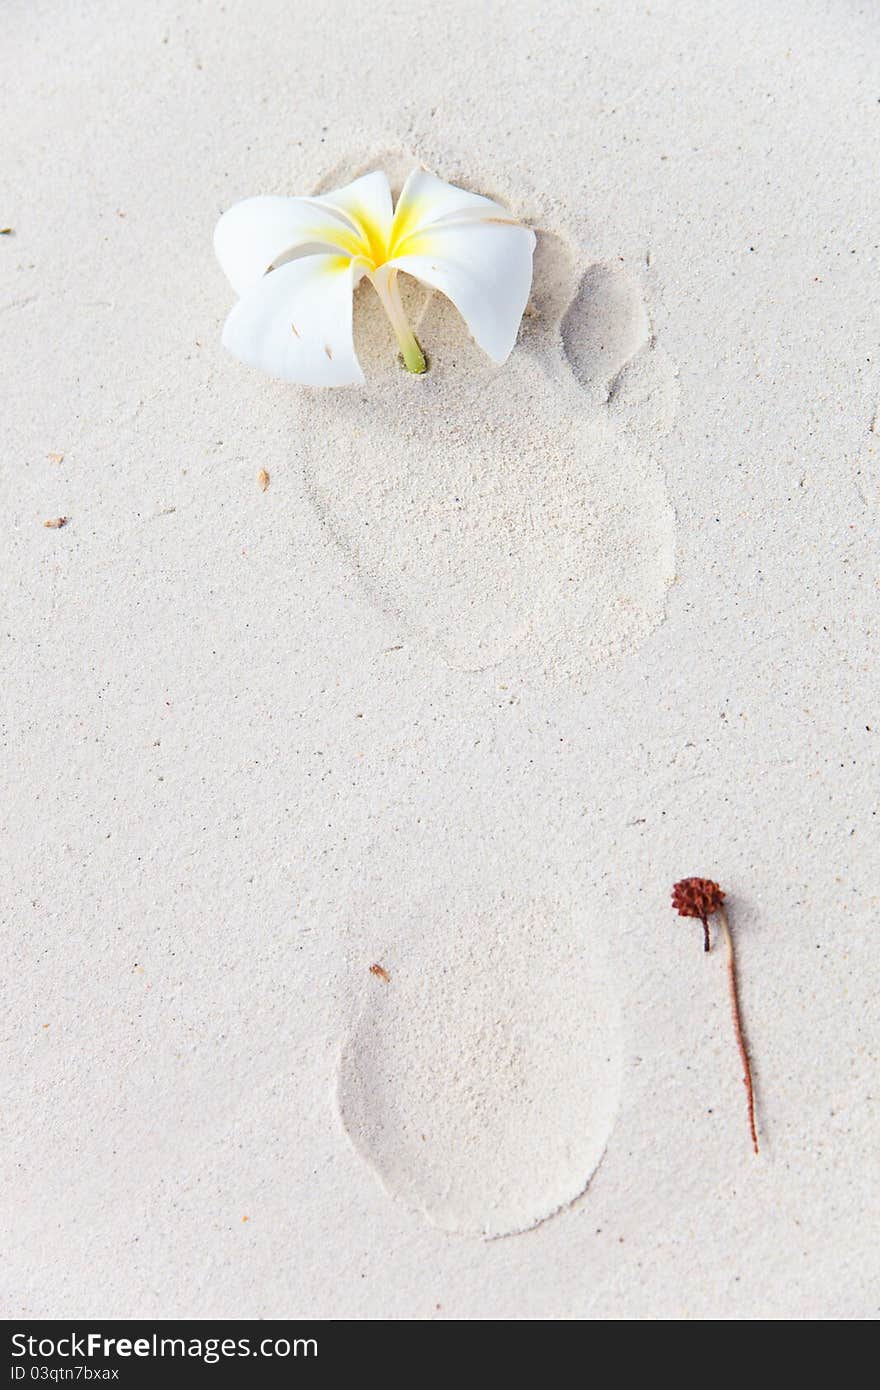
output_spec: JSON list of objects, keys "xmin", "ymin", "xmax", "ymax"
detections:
[{"xmin": 214, "ymin": 169, "xmax": 536, "ymax": 386}]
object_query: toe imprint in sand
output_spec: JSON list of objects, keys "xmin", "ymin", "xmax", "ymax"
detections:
[
  {"xmin": 561, "ymin": 260, "xmax": 680, "ymax": 437},
  {"xmin": 299, "ymin": 154, "xmax": 677, "ymax": 683},
  {"xmin": 336, "ymin": 903, "xmax": 622, "ymax": 1238}
]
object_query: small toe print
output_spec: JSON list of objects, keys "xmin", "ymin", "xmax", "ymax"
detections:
[
  {"xmin": 561, "ymin": 261, "xmax": 679, "ymax": 437},
  {"xmin": 561, "ymin": 262, "xmax": 650, "ymax": 395}
]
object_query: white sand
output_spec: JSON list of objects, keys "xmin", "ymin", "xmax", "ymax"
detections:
[{"xmin": 2, "ymin": 0, "xmax": 878, "ymax": 1318}]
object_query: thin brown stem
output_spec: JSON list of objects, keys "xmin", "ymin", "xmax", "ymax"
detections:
[
  {"xmin": 700, "ymin": 916, "xmax": 711, "ymax": 953},
  {"xmin": 717, "ymin": 905, "xmax": 759, "ymax": 1154}
]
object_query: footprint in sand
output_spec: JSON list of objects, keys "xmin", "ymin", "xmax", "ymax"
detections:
[
  {"xmin": 298, "ymin": 152, "xmax": 678, "ymax": 683},
  {"xmin": 302, "ymin": 155, "xmax": 671, "ymax": 1236},
  {"xmin": 335, "ymin": 897, "xmax": 622, "ymax": 1239}
]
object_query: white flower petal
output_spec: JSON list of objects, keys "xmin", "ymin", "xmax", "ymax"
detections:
[
  {"xmin": 214, "ymin": 195, "xmax": 359, "ymax": 297},
  {"xmin": 221, "ymin": 254, "xmax": 365, "ymax": 386},
  {"xmin": 391, "ymin": 169, "xmax": 509, "ymax": 248},
  {"xmin": 309, "ymin": 171, "xmax": 394, "ymax": 265},
  {"xmin": 388, "ymin": 220, "xmax": 536, "ymax": 363}
]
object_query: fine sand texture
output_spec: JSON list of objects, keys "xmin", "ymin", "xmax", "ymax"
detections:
[{"xmin": 2, "ymin": 0, "xmax": 879, "ymax": 1319}]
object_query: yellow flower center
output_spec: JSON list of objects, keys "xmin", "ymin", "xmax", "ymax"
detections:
[
  {"xmin": 308, "ymin": 199, "xmax": 429, "ymax": 374},
  {"xmin": 319, "ymin": 199, "xmax": 427, "ymax": 272}
]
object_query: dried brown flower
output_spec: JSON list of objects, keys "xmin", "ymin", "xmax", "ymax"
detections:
[
  {"xmin": 671, "ymin": 876, "xmax": 759, "ymax": 1155},
  {"xmin": 671, "ymin": 876, "xmax": 725, "ymax": 951}
]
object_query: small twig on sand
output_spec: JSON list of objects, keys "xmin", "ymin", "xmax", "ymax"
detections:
[{"xmin": 716, "ymin": 903, "xmax": 759, "ymax": 1155}]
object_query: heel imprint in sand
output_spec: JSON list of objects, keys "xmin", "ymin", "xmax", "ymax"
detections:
[
  {"xmin": 671, "ymin": 878, "xmax": 760, "ymax": 1155},
  {"xmin": 214, "ymin": 168, "xmax": 535, "ymax": 384},
  {"xmin": 338, "ymin": 906, "xmax": 623, "ymax": 1238}
]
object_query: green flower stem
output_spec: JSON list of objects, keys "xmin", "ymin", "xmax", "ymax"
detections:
[{"xmin": 371, "ymin": 267, "xmax": 426, "ymax": 374}]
